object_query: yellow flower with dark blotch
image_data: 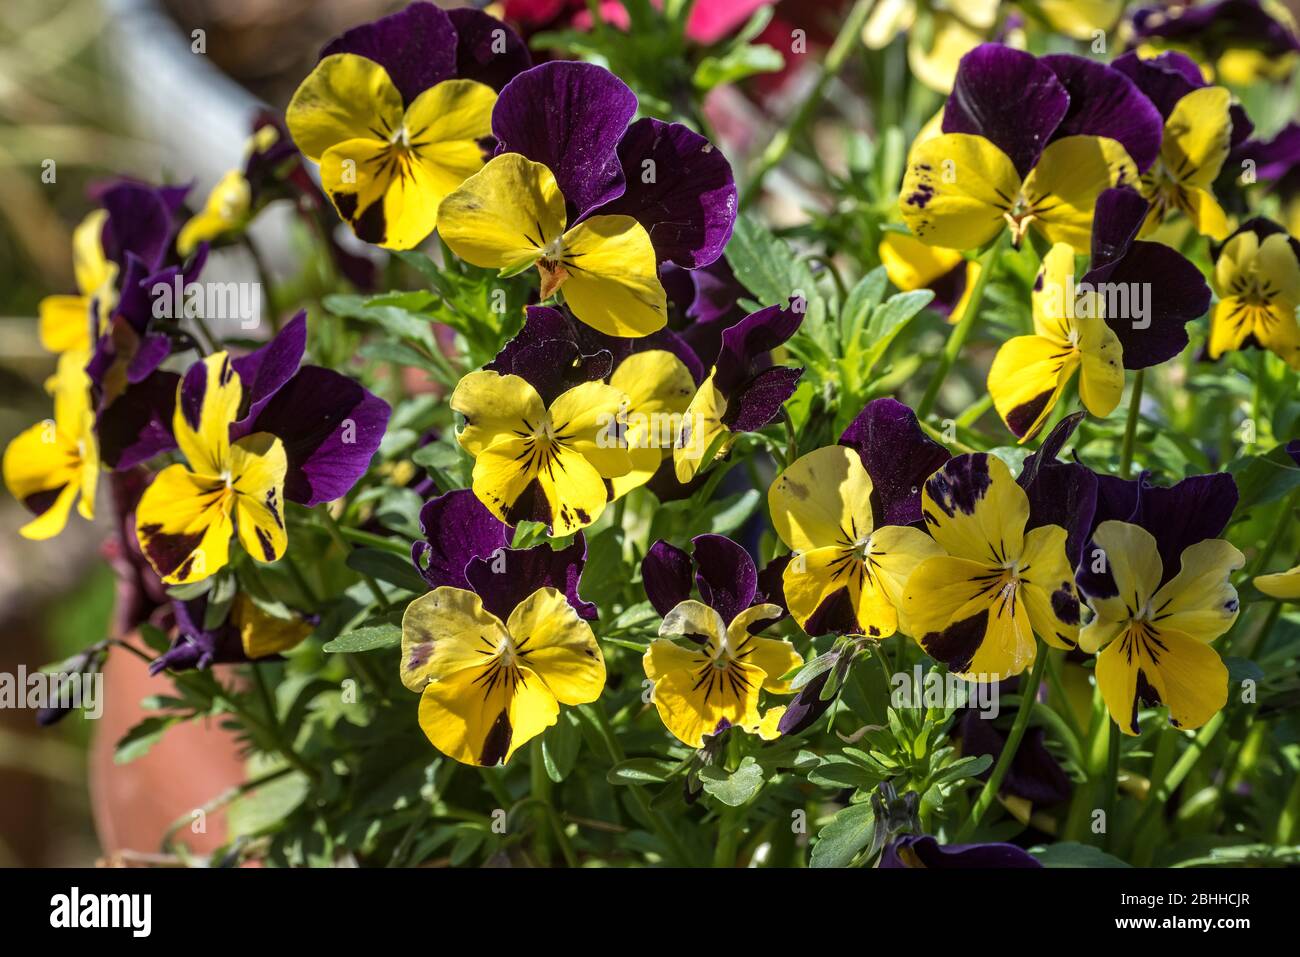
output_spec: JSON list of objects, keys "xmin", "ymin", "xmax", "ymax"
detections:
[
  {"xmin": 988, "ymin": 243, "xmax": 1123, "ymax": 442},
  {"xmin": 286, "ymin": 56, "xmax": 497, "ymax": 250},
  {"xmin": 3, "ymin": 350, "xmax": 99, "ymax": 540},
  {"xmin": 450, "ymin": 370, "xmax": 631, "ymax": 534},
  {"xmin": 643, "ymin": 600, "xmax": 801, "ymax": 749},
  {"xmin": 1208, "ymin": 224, "xmax": 1300, "ymax": 369},
  {"xmin": 135, "ymin": 353, "xmax": 288, "ymax": 585},
  {"xmin": 608, "ymin": 350, "xmax": 697, "ymax": 501},
  {"xmin": 401, "ymin": 586, "xmax": 606, "ymax": 766},
  {"xmin": 438, "ymin": 154, "xmax": 667, "ymax": 337},
  {"xmin": 769, "ymin": 446, "xmax": 942, "ymax": 638},
  {"xmin": 39, "ymin": 210, "xmax": 117, "ymax": 354},
  {"xmin": 177, "ymin": 171, "xmax": 253, "ymax": 258},
  {"xmin": 1080, "ymin": 521, "xmax": 1242, "ymax": 735},
  {"xmin": 1138, "ymin": 86, "xmax": 1233, "ymax": 239},
  {"xmin": 902, "ymin": 453, "xmax": 1080, "ymax": 680}
]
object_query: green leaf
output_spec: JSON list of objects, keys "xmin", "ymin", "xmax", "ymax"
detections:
[
  {"xmin": 542, "ymin": 710, "xmax": 582, "ymax": 783},
  {"xmin": 694, "ymin": 42, "xmax": 783, "ymax": 90},
  {"xmin": 322, "ymin": 623, "xmax": 402, "ymax": 653},
  {"xmin": 323, "ymin": 293, "xmax": 435, "ymax": 348},
  {"xmin": 227, "ymin": 770, "xmax": 311, "ymax": 838},
  {"xmin": 1029, "ymin": 842, "xmax": 1131, "ymax": 868},
  {"xmin": 607, "ymin": 758, "xmax": 678, "ymax": 785},
  {"xmin": 345, "ymin": 548, "xmax": 425, "ymax": 593},
  {"xmin": 1227, "ymin": 443, "xmax": 1300, "ymax": 511},
  {"xmin": 810, "ymin": 802, "xmax": 875, "ymax": 868},
  {"xmin": 115, "ymin": 715, "xmax": 180, "ymax": 764},
  {"xmin": 698, "ymin": 756, "xmax": 765, "ymax": 806}
]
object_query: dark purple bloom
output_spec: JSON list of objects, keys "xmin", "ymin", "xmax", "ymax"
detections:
[
  {"xmin": 229, "ymin": 312, "xmax": 391, "ymax": 506},
  {"xmin": 1130, "ymin": 0, "xmax": 1300, "ymax": 63},
  {"xmin": 320, "ymin": 1, "xmax": 529, "ymax": 105},
  {"xmin": 410, "ymin": 488, "xmax": 595, "ymax": 620},
  {"xmin": 941, "ymin": 45, "xmax": 1164, "ymax": 177},
  {"xmin": 492, "ymin": 60, "xmax": 737, "ymax": 269},
  {"xmin": 1082, "ymin": 187, "xmax": 1211, "ymax": 369},
  {"xmin": 958, "ymin": 680, "xmax": 1071, "ymax": 806},
  {"xmin": 1077, "ymin": 471, "xmax": 1239, "ymax": 599},
  {"xmin": 709, "ymin": 298, "xmax": 805, "ymax": 434},
  {"xmin": 1234, "ymin": 122, "xmax": 1300, "ymax": 184},
  {"xmin": 150, "ymin": 595, "xmax": 247, "ymax": 674},
  {"xmin": 99, "ymin": 180, "xmax": 187, "ymax": 273},
  {"xmin": 839, "ymin": 398, "xmax": 951, "ymax": 527},
  {"xmin": 1017, "ymin": 412, "xmax": 1098, "ymax": 567},
  {"xmin": 879, "ymin": 834, "xmax": 1041, "ymax": 868}
]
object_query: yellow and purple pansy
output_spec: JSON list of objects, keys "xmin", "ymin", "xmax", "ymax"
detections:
[
  {"xmin": 1076, "ymin": 471, "xmax": 1242, "ymax": 735},
  {"xmin": 37, "ymin": 209, "xmax": 117, "ymax": 355},
  {"xmin": 901, "ymin": 44, "xmax": 1158, "ymax": 252},
  {"xmin": 2, "ymin": 350, "xmax": 99, "ymax": 540},
  {"xmin": 401, "ymin": 489, "xmax": 605, "ymax": 766},
  {"xmin": 902, "ymin": 453, "xmax": 1082, "ymax": 679},
  {"xmin": 1129, "ymin": 0, "xmax": 1300, "ymax": 85},
  {"xmin": 1207, "ymin": 218, "xmax": 1300, "ymax": 369},
  {"xmin": 438, "ymin": 59, "xmax": 737, "ymax": 337},
  {"xmin": 880, "ymin": 834, "xmax": 1042, "ymax": 868},
  {"xmin": 988, "ymin": 187, "xmax": 1210, "ymax": 440},
  {"xmin": 768, "ymin": 398, "xmax": 950, "ymax": 637},
  {"xmin": 641, "ymin": 534, "xmax": 801, "ymax": 748},
  {"xmin": 1111, "ymin": 49, "xmax": 1253, "ymax": 239},
  {"xmin": 286, "ymin": 2, "xmax": 530, "ymax": 250},
  {"xmin": 674, "ymin": 298, "xmax": 805, "ymax": 482}
]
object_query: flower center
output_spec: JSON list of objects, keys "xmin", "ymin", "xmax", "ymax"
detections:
[{"xmin": 1004, "ymin": 194, "xmax": 1038, "ymax": 245}]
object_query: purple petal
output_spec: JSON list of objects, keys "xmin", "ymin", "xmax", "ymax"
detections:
[
  {"xmin": 412, "ymin": 489, "xmax": 512, "ymax": 591},
  {"xmin": 839, "ymin": 397, "xmax": 952, "ymax": 527},
  {"xmin": 1089, "ymin": 187, "xmax": 1149, "ymax": 268},
  {"xmin": 447, "ymin": 7, "xmax": 532, "ymax": 92},
  {"xmin": 959, "ymin": 708, "xmax": 1071, "ymax": 805},
  {"xmin": 100, "ymin": 182, "xmax": 177, "ymax": 272},
  {"xmin": 880, "ymin": 835, "xmax": 1041, "ymax": 868},
  {"xmin": 485, "ymin": 305, "xmax": 612, "ymax": 404},
  {"xmin": 688, "ymin": 256, "xmax": 746, "ymax": 325},
  {"xmin": 801, "ymin": 587, "xmax": 861, "ymax": 637},
  {"xmin": 1018, "ymin": 411, "xmax": 1097, "ymax": 565},
  {"xmin": 1131, "ymin": 0, "xmax": 1300, "ymax": 58},
  {"xmin": 245, "ymin": 366, "xmax": 391, "ymax": 506},
  {"xmin": 942, "ymin": 44, "xmax": 1069, "ymax": 179},
  {"xmin": 777, "ymin": 666, "xmax": 834, "ymax": 735},
  {"xmin": 128, "ymin": 334, "xmax": 172, "ymax": 385},
  {"xmin": 1084, "ymin": 240, "xmax": 1210, "ymax": 370},
  {"xmin": 1111, "ymin": 50, "xmax": 1202, "ymax": 119},
  {"xmin": 96, "ymin": 371, "xmax": 179, "ymax": 470},
  {"xmin": 691, "ymin": 533, "xmax": 756, "ymax": 625},
  {"xmin": 593, "ymin": 118, "xmax": 737, "ymax": 268},
  {"xmin": 1042, "ymin": 54, "xmax": 1163, "ymax": 173},
  {"xmin": 320, "ymin": 1, "xmax": 457, "ymax": 105},
  {"xmin": 723, "ymin": 365, "xmax": 802, "ymax": 433},
  {"xmin": 465, "ymin": 535, "xmax": 597, "ymax": 620},
  {"xmin": 755, "ymin": 554, "xmax": 790, "ymax": 615},
  {"xmin": 713, "ymin": 298, "xmax": 805, "ymax": 394},
  {"xmin": 232, "ymin": 312, "xmax": 308, "ymax": 431},
  {"xmin": 1234, "ymin": 122, "xmax": 1300, "ymax": 181},
  {"xmin": 642, "ymin": 539, "xmax": 694, "ymax": 617},
  {"xmin": 928, "ymin": 261, "xmax": 972, "ymax": 319},
  {"xmin": 150, "ymin": 597, "xmax": 244, "ymax": 674},
  {"xmin": 492, "ymin": 61, "xmax": 638, "ymax": 218}
]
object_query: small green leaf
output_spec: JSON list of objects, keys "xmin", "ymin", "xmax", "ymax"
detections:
[
  {"xmin": 322, "ymin": 623, "xmax": 403, "ymax": 653},
  {"xmin": 698, "ymin": 756, "xmax": 765, "ymax": 806},
  {"xmin": 810, "ymin": 802, "xmax": 875, "ymax": 868}
]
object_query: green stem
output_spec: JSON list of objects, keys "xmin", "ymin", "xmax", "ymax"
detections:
[
  {"xmin": 318, "ymin": 506, "xmax": 390, "ymax": 610},
  {"xmin": 1132, "ymin": 712, "xmax": 1226, "ymax": 842},
  {"xmin": 530, "ymin": 737, "xmax": 553, "ymax": 866},
  {"xmin": 917, "ymin": 235, "xmax": 1006, "ymax": 418},
  {"xmin": 955, "ymin": 644, "xmax": 1047, "ymax": 841},
  {"xmin": 1119, "ymin": 369, "xmax": 1145, "ymax": 479},
  {"xmin": 1102, "ymin": 719, "xmax": 1121, "ymax": 851},
  {"xmin": 739, "ymin": 0, "xmax": 875, "ymax": 208},
  {"xmin": 780, "ymin": 407, "xmax": 798, "ymax": 467}
]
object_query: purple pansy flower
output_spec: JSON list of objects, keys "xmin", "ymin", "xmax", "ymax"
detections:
[
  {"xmin": 1129, "ymin": 0, "xmax": 1300, "ymax": 69},
  {"xmin": 879, "ymin": 834, "xmax": 1041, "ymax": 868},
  {"xmin": 1111, "ymin": 49, "xmax": 1254, "ymax": 148},
  {"xmin": 411, "ymin": 488, "xmax": 597, "ymax": 621}
]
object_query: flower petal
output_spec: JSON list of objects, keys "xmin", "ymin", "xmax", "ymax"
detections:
[
  {"xmin": 1096, "ymin": 625, "xmax": 1227, "ymax": 735},
  {"xmin": 900, "ymin": 133, "xmax": 1020, "ymax": 250},
  {"xmin": 769, "ymin": 445, "xmax": 874, "ymax": 553},
  {"xmin": 136, "ymin": 464, "xmax": 232, "ymax": 584},
  {"xmin": 401, "ymin": 586, "xmax": 508, "ymax": 692},
  {"xmin": 318, "ymin": 2, "xmax": 457, "ymax": 106},
  {"xmin": 438, "ymin": 153, "xmax": 566, "ymax": 271},
  {"xmin": 838, "ymin": 397, "xmax": 951, "ymax": 527},
  {"xmin": 287, "ymin": 53, "xmax": 405, "ymax": 162},
  {"xmin": 921, "ymin": 453, "xmax": 1028, "ymax": 564},
  {"xmin": 506, "ymin": 587, "xmax": 605, "ymax": 704}
]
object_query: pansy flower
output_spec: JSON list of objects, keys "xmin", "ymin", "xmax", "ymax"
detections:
[
  {"xmin": 673, "ymin": 298, "xmax": 805, "ymax": 482},
  {"xmin": 1129, "ymin": 0, "xmax": 1300, "ymax": 85},
  {"xmin": 3, "ymin": 350, "xmax": 98, "ymax": 540},
  {"xmin": 438, "ymin": 60, "xmax": 737, "ymax": 337},
  {"xmin": 879, "ymin": 834, "xmax": 1042, "ymax": 868},
  {"xmin": 450, "ymin": 326, "xmax": 632, "ymax": 532},
  {"xmin": 150, "ymin": 592, "xmax": 313, "ymax": 674},
  {"xmin": 989, "ymin": 187, "xmax": 1211, "ymax": 440},
  {"xmin": 286, "ymin": 2, "xmax": 530, "ymax": 250},
  {"xmin": 1234, "ymin": 122, "xmax": 1300, "ymax": 237},
  {"xmin": 641, "ymin": 534, "xmax": 801, "ymax": 748},
  {"xmin": 402, "ymin": 489, "xmax": 604, "ymax": 766},
  {"xmin": 878, "ymin": 231, "xmax": 980, "ymax": 323},
  {"xmin": 862, "ymin": 0, "xmax": 999, "ymax": 93},
  {"xmin": 482, "ymin": 305, "xmax": 703, "ymax": 501},
  {"xmin": 902, "ymin": 453, "xmax": 1081, "ymax": 679},
  {"xmin": 901, "ymin": 45, "xmax": 1157, "ymax": 252},
  {"xmin": 135, "ymin": 353, "xmax": 289, "ymax": 584},
  {"xmin": 1207, "ymin": 218, "xmax": 1300, "ymax": 369},
  {"xmin": 38, "ymin": 209, "xmax": 117, "ymax": 354},
  {"xmin": 1076, "ymin": 472, "xmax": 1242, "ymax": 735},
  {"xmin": 1112, "ymin": 50, "xmax": 1253, "ymax": 239},
  {"xmin": 768, "ymin": 399, "xmax": 949, "ymax": 637}
]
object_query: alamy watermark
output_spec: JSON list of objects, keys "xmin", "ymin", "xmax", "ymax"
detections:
[
  {"xmin": 1040, "ymin": 273, "xmax": 1152, "ymax": 330},
  {"xmin": 152, "ymin": 274, "xmax": 262, "ymax": 330},
  {"xmin": 891, "ymin": 665, "xmax": 1000, "ymax": 719},
  {"xmin": 0, "ymin": 666, "xmax": 103, "ymax": 719}
]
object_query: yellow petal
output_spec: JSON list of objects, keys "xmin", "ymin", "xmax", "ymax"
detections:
[
  {"xmin": 907, "ymin": 11, "xmax": 986, "ymax": 95},
  {"xmin": 644, "ymin": 637, "xmax": 708, "ymax": 683},
  {"xmin": 673, "ymin": 371, "xmax": 728, "ymax": 482},
  {"xmin": 229, "ymin": 432, "xmax": 288, "ymax": 565},
  {"xmin": 38, "ymin": 296, "xmax": 93, "ymax": 354},
  {"xmin": 736, "ymin": 634, "xmax": 802, "ymax": 693},
  {"xmin": 988, "ymin": 335, "xmax": 1077, "ymax": 442},
  {"xmin": 1161, "ymin": 86, "xmax": 1233, "ymax": 190},
  {"xmin": 234, "ymin": 593, "xmax": 312, "ymax": 659},
  {"xmin": 177, "ymin": 171, "xmax": 251, "ymax": 256},
  {"xmin": 438, "ymin": 153, "xmax": 566, "ymax": 272},
  {"xmin": 418, "ymin": 659, "xmax": 558, "ymax": 766},
  {"xmin": 174, "ymin": 353, "xmax": 242, "ymax": 478},
  {"xmin": 879, "ymin": 231, "xmax": 965, "ymax": 291},
  {"xmin": 1096, "ymin": 624, "xmax": 1227, "ymax": 735},
  {"xmin": 1018, "ymin": 524, "xmax": 1081, "ymax": 649},
  {"xmin": 1076, "ymin": 315, "xmax": 1125, "ymax": 419},
  {"xmin": 286, "ymin": 53, "xmax": 405, "ymax": 163},
  {"xmin": 547, "ymin": 380, "xmax": 632, "ymax": 479},
  {"xmin": 72, "ymin": 208, "xmax": 113, "ymax": 297},
  {"xmin": 1023, "ymin": 136, "xmax": 1138, "ymax": 252},
  {"xmin": 648, "ymin": 656, "xmax": 763, "ymax": 749},
  {"xmin": 401, "ymin": 587, "xmax": 510, "ymax": 692},
  {"xmin": 558, "ymin": 214, "xmax": 667, "ymax": 337},
  {"xmin": 769, "ymin": 445, "xmax": 874, "ymax": 553},
  {"xmin": 900, "ymin": 133, "xmax": 1021, "ymax": 250},
  {"xmin": 1256, "ymin": 565, "xmax": 1300, "ymax": 600},
  {"xmin": 507, "ymin": 587, "xmax": 606, "ymax": 705},
  {"xmin": 3, "ymin": 420, "xmax": 81, "ymax": 540},
  {"xmin": 135, "ymin": 464, "xmax": 232, "ymax": 584},
  {"xmin": 920, "ymin": 453, "xmax": 1028, "ymax": 564},
  {"xmin": 1149, "ymin": 538, "xmax": 1244, "ymax": 642},
  {"xmin": 450, "ymin": 370, "xmax": 547, "ymax": 458},
  {"xmin": 609, "ymin": 349, "xmax": 695, "ymax": 499},
  {"xmin": 1080, "ymin": 521, "xmax": 1163, "ymax": 644}
]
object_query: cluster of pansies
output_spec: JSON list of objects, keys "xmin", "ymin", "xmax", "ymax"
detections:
[{"xmin": 11, "ymin": 0, "xmax": 1300, "ymax": 870}]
